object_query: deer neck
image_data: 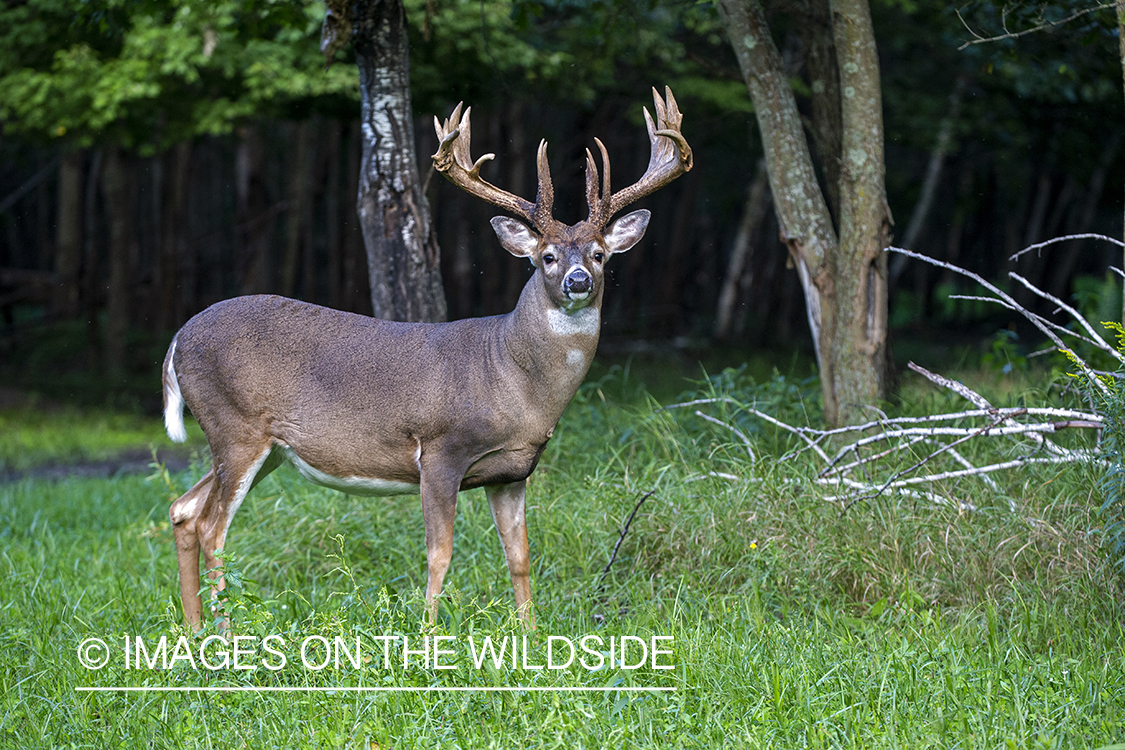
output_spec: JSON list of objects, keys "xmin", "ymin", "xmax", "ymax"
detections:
[{"xmin": 498, "ymin": 269, "xmax": 601, "ymax": 404}]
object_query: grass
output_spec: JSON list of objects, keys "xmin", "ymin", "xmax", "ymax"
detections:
[
  {"xmin": 0, "ymin": 405, "xmax": 206, "ymax": 473},
  {"xmin": 1, "ymin": 363, "xmax": 1124, "ymax": 748}
]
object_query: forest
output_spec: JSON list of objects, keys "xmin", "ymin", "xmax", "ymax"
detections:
[
  {"xmin": 0, "ymin": 0, "xmax": 1122, "ymax": 403},
  {"xmin": 4, "ymin": 1, "xmax": 1125, "ymax": 747}
]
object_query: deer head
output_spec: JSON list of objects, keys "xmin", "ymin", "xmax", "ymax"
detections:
[{"xmin": 433, "ymin": 86, "xmax": 693, "ymax": 314}]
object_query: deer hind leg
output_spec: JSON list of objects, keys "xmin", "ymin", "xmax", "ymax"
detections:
[
  {"xmin": 193, "ymin": 446, "xmax": 278, "ymax": 629},
  {"xmin": 418, "ymin": 465, "xmax": 463, "ymax": 624},
  {"xmin": 170, "ymin": 470, "xmax": 215, "ymax": 630},
  {"xmin": 486, "ymin": 480, "xmax": 534, "ymax": 627}
]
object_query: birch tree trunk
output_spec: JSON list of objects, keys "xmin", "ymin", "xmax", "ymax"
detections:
[
  {"xmin": 716, "ymin": 0, "xmax": 891, "ymax": 427},
  {"xmin": 353, "ymin": 0, "xmax": 446, "ymax": 322}
]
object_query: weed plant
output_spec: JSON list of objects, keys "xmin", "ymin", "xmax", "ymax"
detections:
[{"xmin": 1, "ymin": 366, "xmax": 1123, "ymax": 748}]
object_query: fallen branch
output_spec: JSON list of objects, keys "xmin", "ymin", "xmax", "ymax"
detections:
[
  {"xmin": 694, "ymin": 411, "xmax": 756, "ymax": 462},
  {"xmin": 674, "ymin": 247, "xmax": 1110, "ymax": 514},
  {"xmin": 596, "ymin": 489, "xmax": 657, "ymax": 591}
]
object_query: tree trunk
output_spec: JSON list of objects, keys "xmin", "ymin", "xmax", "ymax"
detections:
[
  {"xmin": 282, "ymin": 119, "xmax": 314, "ymax": 299},
  {"xmin": 717, "ymin": 0, "xmax": 891, "ymax": 427},
  {"xmin": 236, "ymin": 126, "xmax": 272, "ymax": 296},
  {"xmin": 353, "ymin": 0, "xmax": 446, "ymax": 322},
  {"xmin": 793, "ymin": 0, "xmax": 842, "ymax": 224},
  {"xmin": 325, "ymin": 119, "xmax": 343, "ymax": 308},
  {"xmin": 829, "ymin": 0, "xmax": 892, "ymax": 420},
  {"xmin": 82, "ymin": 150, "xmax": 103, "ymax": 369},
  {"xmin": 53, "ymin": 150, "xmax": 83, "ymax": 318},
  {"xmin": 715, "ymin": 157, "xmax": 770, "ymax": 340},
  {"xmin": 102, "ymin": 146, "xmax": 138, "ymax": 375},
  {"xmin": 158, "ymin": 141, "xmax": 191, "ymax": 330}
]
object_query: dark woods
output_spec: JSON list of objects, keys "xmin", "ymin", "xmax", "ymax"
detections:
[{"xmin": 1, "ymin": 1, "xmax": 1123, "ymax": 396}]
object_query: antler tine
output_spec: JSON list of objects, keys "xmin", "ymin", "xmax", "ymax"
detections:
[
  {"xmin": 432, "ymin": 103, "xmax": 539, "ymax": 226},
  {"xmin": 531, "ymin": 139, "xmax": 556, "ymax": 232},
  {"xmin": 584, "ymin": 137, "xmax": 612, "ymax": 226},
  {"xmin": 602, "ymin": 86, "xmax": 693, "ymax": 222}
]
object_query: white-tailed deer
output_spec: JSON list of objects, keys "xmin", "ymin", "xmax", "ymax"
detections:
[{"xmin": 163, "ymin": 87, "xmax": 692, "ymax": 628}]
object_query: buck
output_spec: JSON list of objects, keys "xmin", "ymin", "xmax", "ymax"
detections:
[{"xmin": 162, "ymin": 87, "xmax": 692, "ymax": 629}]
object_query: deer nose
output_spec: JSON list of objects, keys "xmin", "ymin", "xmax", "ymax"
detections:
[{"xmin": 563, "ymin": 268, "xmax": 592, "ymax": 295}]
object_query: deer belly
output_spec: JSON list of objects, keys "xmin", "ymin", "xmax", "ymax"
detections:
[{"xmin": 279, "ymin": 445, "xmax": 419, "ymax": 497}]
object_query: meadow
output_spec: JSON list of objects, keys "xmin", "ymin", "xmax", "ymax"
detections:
[{"xmin": 2, "ymin": 359, "xmax": 1124, "ymax": 748}]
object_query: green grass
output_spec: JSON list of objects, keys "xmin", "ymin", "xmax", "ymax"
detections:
[
  {"xmin": 0, "ymin": 406, "xmax": 206, "ymax": 473},
  {"xmin": 2, "ymin": 366, "xmax": 1124, "ymax": 748}
]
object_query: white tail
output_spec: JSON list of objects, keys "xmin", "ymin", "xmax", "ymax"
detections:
[
  {"xmin": 164, "ymin": 88, "xmax": 692, "ymax": 630},
  {"xmin": 162, "ymin": 338, "xmax": 188, "ymax": 444}
]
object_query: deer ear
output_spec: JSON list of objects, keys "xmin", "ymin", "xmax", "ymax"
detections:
[
  {"xmin": 603, "ymin": 209, "xmax": 650, "ymax": 254},
  {"xmin": 491, "ymin": 216, "xmax": 540, "ymax": 258}
]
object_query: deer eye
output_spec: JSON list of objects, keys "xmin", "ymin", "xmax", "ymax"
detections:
[
  {"xmin": 593, "ymin": 252, "xmax": 605, "ymax": 264},
  {"xmin": 542, "ymin": 253, "xmax": 556, "ymax": 265}
]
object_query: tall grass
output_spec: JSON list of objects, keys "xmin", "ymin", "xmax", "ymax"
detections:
[{"xmin": 1, "ymin": 366, "xmax": 1123, "ymax": 748}]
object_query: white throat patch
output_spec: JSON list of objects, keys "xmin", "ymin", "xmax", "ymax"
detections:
[{"xmin": 547, "ymin": 307, "xmax": 599, "ymax": 337}]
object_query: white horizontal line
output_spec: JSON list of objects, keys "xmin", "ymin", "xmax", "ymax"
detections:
[{"xmin": 76, "ymin": 686, "xmax": 676, "ymax": 693}]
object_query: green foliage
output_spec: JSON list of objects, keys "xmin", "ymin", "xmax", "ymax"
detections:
[
  {"xmin": 1073, "ymin": 273, "xmax": 1123, "ymax": 336},
  {"xmin": 0, "ymin": 0, "xmax": 357, "ymax": 151},
  {"xmin": 1097, "ymin": 322, "xmax": 1125, "ymax": 572},
  {"xmin": 982, "ymin": 328, "xmax": 1029, "ymax": 376}
]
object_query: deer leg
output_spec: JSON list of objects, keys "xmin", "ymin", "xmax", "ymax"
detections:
[
  {"xmin": 419, "ymin": 466, "xmax": 462, "ymax": 623},
  {"xmin": 196, "ymin": 446, "xmax": 276, "ymax": 629},
  {"xmin": 486, "ymin": 480, "xmax": 534, "ymax": 626},
  {"xmin": 169, "ymin": 470, "xmax": 216, "ymax": 631}
]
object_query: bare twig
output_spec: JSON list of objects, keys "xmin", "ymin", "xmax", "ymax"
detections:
[
  {"xmin": 839, "ymin": 410, "xmax": 1023, "ymax": 510},
  {"xmin": 888, "ymin": 247, "xmax": 1110, "ymax": 397},
  {"xmin": 1008, "ymin": 272, "xmax": 1125, "ymax": 363},
  {"xmin": 669, "ymin": 247, "xmax": 1111, "ymax": 514},
  {"xmin": 956, "ymin": 3, "xmax": 1116, "ymax": 50},
  {"xmin": 596, "ymin": 489, "xmax": 657, "ymax": 590},
  {"xmin": 1008, "ymin": 232, "xmax": 1125, "ymax": 262}
]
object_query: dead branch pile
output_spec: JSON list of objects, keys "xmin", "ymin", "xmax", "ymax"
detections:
[{"xmin": 669, "ymin": 238, "xmax": 1125, "ymax": 511}]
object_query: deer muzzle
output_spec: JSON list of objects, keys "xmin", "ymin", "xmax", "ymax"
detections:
[{"xmin": 563, "ymin": 268, "xmax": 592, "ymax": 297}]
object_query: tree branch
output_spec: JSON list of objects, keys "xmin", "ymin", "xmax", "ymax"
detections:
[{"xmin": 956, "ymin": 3, "xmax": 1116, "ymax": 50}]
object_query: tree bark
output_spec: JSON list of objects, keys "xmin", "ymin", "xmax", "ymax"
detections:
[
  {"xmin": 717, "ymin": 0, "xmax": 891, "ymax": 427},
  {"xmin": 53, "ymin": 150, "xmax": 83, "ymax": 318},
  {"xmin": 830, "ymin": 0, "xmax": 892, "ymax": 420},
  {"xmin": 793, "ymin": 0, "xmax": 842, "ymax": 224},
  {"xmin": 353, "ymin": 0, "xmax": 446, "ymax": 322}
]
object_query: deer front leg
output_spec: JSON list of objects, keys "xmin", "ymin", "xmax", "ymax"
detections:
[
  {"xmin": 169, "ymin": 470, "xmax": 215, "ymax": 631},
  {"xmin": 486, "ymin": 480, "xmax": 534, "ymax": 627},
  {"xmin": 419, "ymin": 465, "xmax": 462, "ymax": 624},
  {"xmin": 196, "ymin": 446, "xmax": 277, "ymax": 630}
]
